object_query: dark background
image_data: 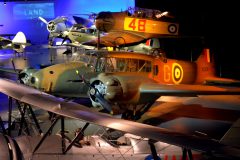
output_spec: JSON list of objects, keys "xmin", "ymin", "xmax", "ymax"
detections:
[{"xmin": 136, "ymin": 0, "xmax": 240, "ymax": 79}]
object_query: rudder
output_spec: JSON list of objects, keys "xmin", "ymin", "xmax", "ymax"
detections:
[{"xmin": 195, "ymin": 48, "xmax": 216, "ymax": 84}]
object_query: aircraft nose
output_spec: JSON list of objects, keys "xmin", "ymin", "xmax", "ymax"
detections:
[{"xmin": 95, "ymin": 12, "xmax": 114, "ymax": 32}]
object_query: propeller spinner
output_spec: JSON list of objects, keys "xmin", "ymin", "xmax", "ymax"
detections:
[{"xmin": 39, "ymin": 16, "xmax": 68, "ymax": 33}]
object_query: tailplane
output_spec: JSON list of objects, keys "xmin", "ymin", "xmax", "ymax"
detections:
[
  {"xmin": 12, "ymin": 31, "xmax": 27, "ymax": 45},
  {"xmin": 11, "ymin": 31, "xmax": 30, "ymax": 53}
]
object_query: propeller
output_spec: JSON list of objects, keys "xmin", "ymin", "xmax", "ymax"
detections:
[
  {"xmin": 39, "ymin": 16, "xmax": 68, "ymax": 33},
  {"xmin": 88, "ymin": 80, "xmax": 112, "ymax": 113},
  {"xmin": 75, "ymin": 70, "xmax": 112, "ymax": 113}
]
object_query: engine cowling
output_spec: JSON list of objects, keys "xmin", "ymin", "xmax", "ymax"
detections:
[
  {"xmin": 89, "ymin": 73, "xmax": 123, "ymax": 108},
  {"xmin": 47, "ymin": 21, "xmax": 67, "ymax": 33},
  {"xmin": 47, "ymin": 20, "xmax": 57, "ymax": 32},
  {"xmin": 88, "ymin": 73, "xmax": 154, "ymax": 109}
]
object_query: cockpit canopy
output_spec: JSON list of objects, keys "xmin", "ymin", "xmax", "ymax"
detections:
[{"xmin": 78, "ymin": 51, "xmax": 152, "ymax": 73}]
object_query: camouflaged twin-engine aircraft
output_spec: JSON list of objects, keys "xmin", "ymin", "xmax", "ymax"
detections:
[
  {"xmin": 1, "ymin": 48, "xmax": 240, "ymax": 159},
  {"xmin": 8, "ymin": 48, "xmax": 240, "ymax": 111}
]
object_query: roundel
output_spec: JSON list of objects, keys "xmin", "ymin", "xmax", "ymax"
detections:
[
  {"xmin": 172, "ymin": 63, "xmax": 183, "ymax": 84},
  {"xmin": 168, "ymin": 24, "xmax": 177, "ymax": 34}
]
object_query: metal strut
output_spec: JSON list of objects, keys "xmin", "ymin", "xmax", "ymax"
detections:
[
  {"xmin": 16, "ymin": 102, "xmax": 30, "ymax": 136},
  {"xmin": 27, "ymin": 104, "xmax": 43, "ymax": 135},
  {"xmin": 148, "ymin": 139, "xmax": 159, "ymax": 160},
  {"xmin": 63, "ymin": 122, "xmax": 90, "ymax": 154},
  {"xmin": 0, "ymin": 116, "xmax": 7, "ymax": 134},
  {"xmin": 33, "ymin": 116, "xmax": 60, "ymax": 153},
  {"xmin": 61, "ymin": 116, "xmax": 66, "ymax": 153},
  {"xmin": 182, "ymin": 148, "xmax": 193, "ymax": 160},
  {"xmin": 8, "ymin": 97, "xmax": 13, "ymax": 136}
]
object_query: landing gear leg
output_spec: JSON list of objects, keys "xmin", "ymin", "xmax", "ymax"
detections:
[
  {"xmin": 148, "ymin": 139, "xmax": 160, "ymax": 160},
  {"xmin": 182, "ymin": 148, "xmax": 193, "ymax": 160}
]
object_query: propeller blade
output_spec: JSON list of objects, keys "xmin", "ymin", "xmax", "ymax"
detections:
[
  {"xmin": 11, "ymin": 59, "xmax": 22, "ymax": 82},
  {"xmin": 75, "ymin": 71, "xmax": 112, "ymax": 112},
  {"xmin": 95, "ymin": 91, "xmax": 112, "ymax": 113},
  {"xmin": 38, "ymin": 16, "xmax": 48, "ymax": 24},
  {"xmin": 11, "ymin": 59, "xmax": 17, "ymax": 73}
]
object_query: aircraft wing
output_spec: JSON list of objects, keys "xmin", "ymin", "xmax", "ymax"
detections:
[
  {"xmin": 0, "ymin": 36, "xmax": 12, "ymax": 46},
  {"xmin": 140, "ymin": 83, "xmax": 240, "ymax": 96},
  {"xmin": 82, "ymin": 30, "xmax": 146, "ymax": 47},
  {"xmin": 63, "ymin": 43, "xmax": 95, "ymax": 50},
  {"xmin": 12, "ymin": 42, "xmax": 31, "ymax": 47},
  {"xmin": 0, "ymin": 78, "xmax": 237, "ymax": 156},
  {"xmin": 0, "ymin": 67, "xmax": 21, "ymax": 74}
]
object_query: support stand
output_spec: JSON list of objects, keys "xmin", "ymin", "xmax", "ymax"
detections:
[
  {"xmin": 63, "ymin": 122, "xmax": 90, "ymax": 154},
  {"xmin": 0, "ymin": 116, "xmax": 7, "ymax": 135}
]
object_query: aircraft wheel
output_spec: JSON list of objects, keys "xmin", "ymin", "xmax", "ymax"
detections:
[{"xmin": 0, "ymin": 134, "xmax": 23, "ymax": 160}]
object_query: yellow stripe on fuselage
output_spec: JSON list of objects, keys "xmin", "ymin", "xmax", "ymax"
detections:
[{"xmin": 124, "ymin": 17, "xmax": 178, "ymax": 35}]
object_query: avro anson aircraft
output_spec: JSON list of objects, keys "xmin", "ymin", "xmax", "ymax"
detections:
[{"xmin": 1, "ymin": 48, "xmax": 240, "ymax": 159}]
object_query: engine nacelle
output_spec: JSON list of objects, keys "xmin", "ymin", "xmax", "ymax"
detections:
[
  {"xmin": 19, "ymin": 68, "xmax": 38, "ymax": 85},
  {"xmin": 89, "ymin": 73, "xmax": 155, "ymax": 108},
  {"xmin": 47, "ymin": 21, "xmax": 67, "ymax": 33}
]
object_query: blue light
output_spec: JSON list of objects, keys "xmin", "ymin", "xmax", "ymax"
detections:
[
  {"xmin": 55, "ymin": 0, "xmax": 135, "ymax": 16},
  {"xmin": 0, "ymin": 0, "xmax": 135, "ymax": 44}
]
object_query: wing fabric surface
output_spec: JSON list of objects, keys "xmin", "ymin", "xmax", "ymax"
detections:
[
  {"xmin": 0, "ymin": 78, "xmax": 239, "ymax": 156},
  {"xmin": 140, "ymin": 83, "xmax": 240, "ymax": 96}
]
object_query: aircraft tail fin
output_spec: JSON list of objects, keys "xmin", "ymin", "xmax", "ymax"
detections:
[
  {"xmin": 145, "ymin": 38, "xmax": 160, "ymax": 48},
  {"xmin": 12, "ymin": 31, "xmax": 27, "ymax": 44},
  {"xmin": 195, "ymin": 48, "xmax": 216, "ymax": 84},
  {"xmin": 195, "ymin": 48, "xmax": 240, "ymax": 85},
  {"xmin": 11, "ymin": 32, "xmax": 30, "ymax": 52}
]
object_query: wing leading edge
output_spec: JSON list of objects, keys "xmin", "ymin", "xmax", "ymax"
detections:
[{"xmin": 0, "ymin": 78, "xmax": 239, "ymax": 157}]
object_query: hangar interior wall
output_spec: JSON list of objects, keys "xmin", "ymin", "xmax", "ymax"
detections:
[{"xmin": 0, "ymin": 0, "xmax": 135, "ymax": 44}]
